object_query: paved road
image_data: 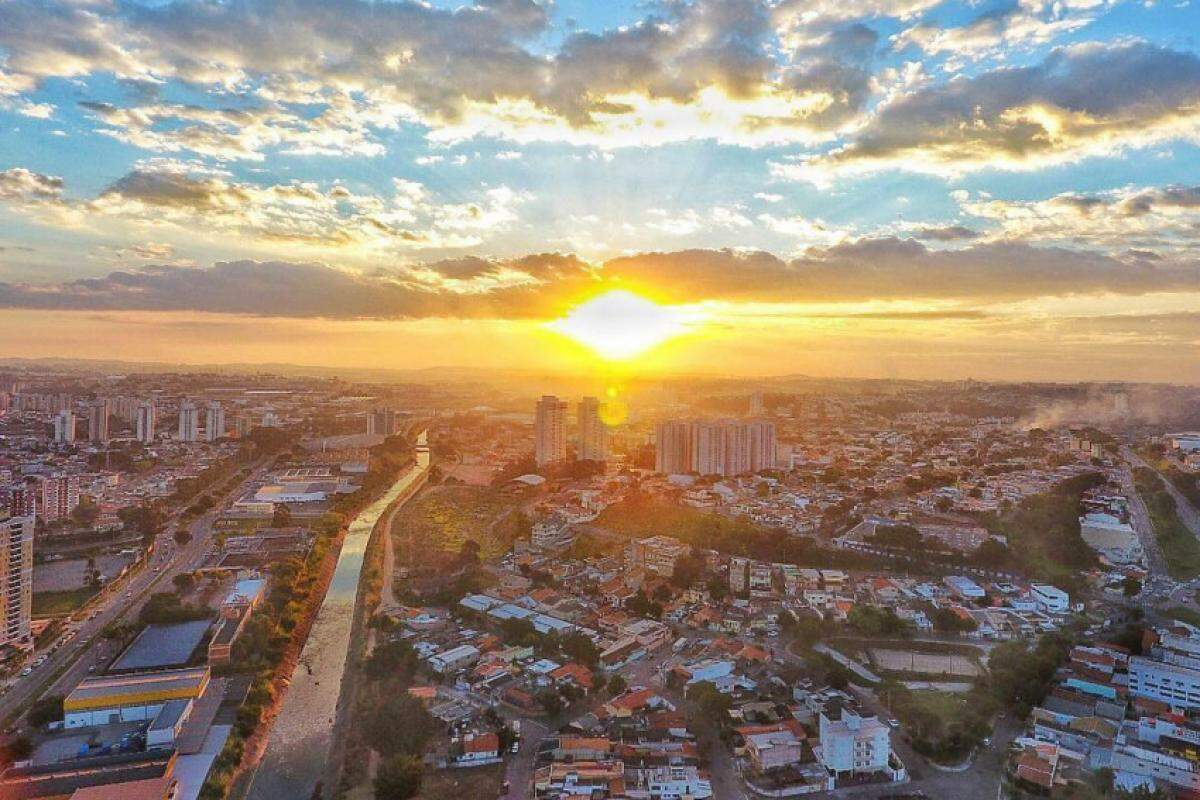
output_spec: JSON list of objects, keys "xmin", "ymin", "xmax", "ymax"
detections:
[
  {"xmin": 1119, "ymin": 451, "xmax": 1168, "ymax": 578},
  {"xmin": 0, "ymin": 459, "xmax": 272, "ymax": 730},
  {"xmin": 502, "ymin": 717, "xmax": 548, "ymax": 800}
]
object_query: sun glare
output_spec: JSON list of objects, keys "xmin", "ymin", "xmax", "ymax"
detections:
[{"xmin": 548, "ymin": 290, "xmax": 693, "ymax": 360}]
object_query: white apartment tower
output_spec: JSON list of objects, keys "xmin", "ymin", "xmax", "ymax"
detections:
[
  {"xmin": 53, "ymin": 409, "xmax": 76, "ymax": 443},
  {"xmin": 205, "ymin": 401, "xmax": 225, "ymax": 442},
  {"xmin": 578, "ymin": 396, "xmax": 609, "ymax": 462},
  {"xmin": 87, "ymin": 399, "xmax": 110, "ymax": 443},
  {"xmin": 135, "ymin": 401, "xmax": 156, "ymax": 444},
  {"xmin": 178, "ymin": 400, "xmax": 199, "ymax": 442},
  {"xmin": 0, "ymin": 514, "xmax": 33, "ymax": 650},
  {"xmin": 534, "ymin": 395, "xmax": 568, "ymax": 466}
]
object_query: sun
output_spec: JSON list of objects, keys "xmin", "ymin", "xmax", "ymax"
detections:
[{"xmin": 548, "ymin": 290, "xmax": 693, "ymax": 360}]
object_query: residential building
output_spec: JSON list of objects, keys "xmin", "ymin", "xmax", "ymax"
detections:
[
  {"xmin": 1031, "ymin": 584, "xmax": 1070, "ymax": 613},
  {"xmin": 578, "ymin": 396, "xmax": 608, "ymax": 462},
  {"xmin": 730, "ymin": 556, "xmax": 750, "ymax": 594},
  {"xmin": 1129, "ymin": 657, "xmax": 1200, "ymax": 709},
  {"xmin": 655, "ymin": 420, "xmax": 693, "ymax": 474},
  {"xmin": 53, "ymin": 408, "xmax": 76, "ymax": 443},
  {"xmin": 88, "ymin": 398, "xmax": 110, "ymax": 443},
  {"xmin": 627, "ymin": 535, "xmax": 689, "ymax": 576},
  {"xmin": 234, "ymin": 413, "xmax": 253, "ymax": 437},
  {"xmin": 944, "ymin": 575, "xmax": 985, "ymax": 600},
  {"xmin": 205, "ymin": 401, "xmax": 225, "ymax": 441},
  {"xmin": 177, "ymin": 400, "xmax": 199, "ymax": 442},
  {"xmin": 39, "ymin": 474, "xmax": 80, "ymax": 522},
  {"xmin": 535, "ymin": 395, "xmax": 567, "ymax": 466},
  {"xmin": 367, "ymin": 406, "xmax": 398, "ymax": 436},
  {"xmin": 136, "ymin": 400, "xmax": 157, "ymax": 444},
  {"xmin": 818, "ymin": 705, "xmax": 892, "ymax": 777},
  {"xmin": 0, "ymin": 513, "xmax": 33, "ymax": 650}
]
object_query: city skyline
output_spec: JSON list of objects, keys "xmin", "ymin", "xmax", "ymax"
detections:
[{"xmin": 0, "ymin": 0, "xmax": 1198, "ymax": 380}]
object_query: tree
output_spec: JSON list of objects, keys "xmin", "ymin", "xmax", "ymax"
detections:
[
  {"xmin": 173, "ymin": 572, "xmax": 196, "ymax": 594},
  {"xmin": 71, "ymin": 496, "xmax": 100, "ymax": 527},
  {"xmin": 538, "ymin": 688, "xmax": 564, "ymax": 716},
  {"xmin": 1123, "ymin": 576, "xmax": 1143, "ymax": 597},
  {"xmin": 374, "ymin": 754, "xmax": 423, "ymax": 800},
  {"xmin": 670, "ymin": 550, "xmax": 706, "ymax": 589},
  {"xmin": 271, "ymin": 503, "xmax": 292, "ymax": 528},
  {"xmin": 364, "ymin": 694, "xmax": 436, "ymax": 758},
  {"xmin": 706, "ymin": 575, "xmax": 729, "ymax": 601},
  {"xmin": 561, "ymin": 631, "xmax": 599, "ymax": 669},
  {"xmin": 173, "ymin": 528, "xmax": 192, "ymax": 546},
  {"xmin": 28, "ymin": 695, "xmax": 64, "ymax": 727},
  {"xmin": 607, "ymin": 674, "xmax": 627, "ymax": 696},
  {"xmin": 686, "ymin": 681, "xmax": 732, "ymax": 730}
]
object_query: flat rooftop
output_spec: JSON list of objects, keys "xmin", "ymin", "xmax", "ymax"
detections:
[
  {"xmin": 66, "ymin": 667, "xmax": 210, "ymax": 712},
  {"xmin": 110, "ymin": 620, "xmax": 212, "ymax": 672}
]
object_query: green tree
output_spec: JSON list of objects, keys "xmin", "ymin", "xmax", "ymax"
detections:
[
  {"xmin": 28, "ymin": 695, "xmax": 64, "ymax": 727},
  {"xmin": 271, "ymin": 503, "xmax": 292, "ymax": 527},
  {"xmin": 71, "ymin": 496, "xmax": 101, "ymax": 527},
  {"xmin": 374, "ymin": 754, "xmax": 423, "ymax": 800},
  {"xmin": 364, "ymin": 694, "xmax": 436, "ymax": 758}
]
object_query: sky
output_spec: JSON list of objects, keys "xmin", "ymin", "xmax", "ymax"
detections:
[{"xmin": 1, "ymin": 0, "xmax": 1199, "ymax": 381}]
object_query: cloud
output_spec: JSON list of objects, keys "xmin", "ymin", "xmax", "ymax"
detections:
[
  {"xmin": 0, "ymin": 168, "xmax": 64, "ymax": 201},
  {"xmin": 0, "ymin": 161, "xmax": 529, "ymax": 255},
  {"xmin": 788, "ymin": 41, "xmax": 1200, "ymax": 178},
  {"xmin": 912, "ymin": 224, "xmax": 980, "ymax": 241},
  {"xmin": 961, "ymin": 185, "xmax": 1200, "ymax": 251},
  {"xmin": 892, "ymin": 0, "xmax": 1102, "ymax": 62},
  {"xmin": 0, "ymin": 0, "xmax": 886, "ymax": 155},
  {"xmin": 0, "ymin": 240, "xmax": 1196, "ymax": 320}
]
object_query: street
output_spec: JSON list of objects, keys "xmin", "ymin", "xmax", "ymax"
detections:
[{"xmin": 0, "ymin": 458, "xmax": 273, "ymax": 731}]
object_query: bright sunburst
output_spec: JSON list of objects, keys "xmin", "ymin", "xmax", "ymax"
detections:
[{"xmin": 548, "ymin": 290, "xmax": 694, "ymax": 360}]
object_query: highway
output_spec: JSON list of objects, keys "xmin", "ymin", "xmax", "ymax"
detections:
[{"xmin": 0, "ymin": 459, "xmax": 273, "ymax": 733}]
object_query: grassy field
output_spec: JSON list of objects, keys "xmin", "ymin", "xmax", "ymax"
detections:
[
  {"xmin": 391, "ymin": 485, "xmax": 522, "ymax": 563},
  {"xmin": 1135, "ymin": 467, "xmax": 1200, "ymax": 580},
  {"xmin": 32, "ymin": 586, "xmax": 99, "ymax": 617},
  {"xmin": 1163, "ymin": 606, "xmax": 1200, "ymax": 627},
  {"xmin": 596, "ymin": 496, "xmax": 761, "ymax": 542}
]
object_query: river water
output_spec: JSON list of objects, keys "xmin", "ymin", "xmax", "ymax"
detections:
[{"xmin": 244, "ymin": 432, "xmax": 429, "ymax": 800}]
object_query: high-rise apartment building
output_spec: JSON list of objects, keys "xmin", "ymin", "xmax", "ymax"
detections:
[
  {"xmin": 205, "ymin": 401, "xmax": 225, "ymax": 442},
  {"xmin": 750, "ymin": 391, "xmax": 765, "ymax": 417},
  {"xmin": 534, "ymin": 395, "xmax": 568, "ymax": 466},
  {"xmin": 87, "ymin": 399, "xmax": 110, "ymax": 443},
  {"xmin": 53, "ymin": 409, "xmax": 76, "ymax": 443},
  {"xmin": 0, "ymin": 513, "xmax": 33, "ymax": 650},
  {"xmin": 38, "ymin": 474, "xmax": 80, "ymax": 522},
  {"xmin": 747, "ymin": 419, "xmax": 777, "ymax": 473},
  {"xmin": 655, "ymin": 420, "xmax": 693, "ymax": 474},
  {"xmin": 135, "ymin": 401, "xmax": 156, "ymax": 444},
  {"xmin": 234, "ymin": 414, "xmax": 254, "ymax": 437},
  {"xmin": 655, "ymin": 418, "xmax": 776, "ymax": 477},
  {"xmin": 178, "ymin": 400, "xmax": 199, "ymax": 442},
  {"xmin": 367, "ymin": 407, "xmax": 398, "ymax": 436},
  {"xmin": 578, "ymin": 396, "xmax": 609, "ymax": 462},
  {"xmin": 692, "ymin": 421, "xmax": 727, "ymax": 476}
]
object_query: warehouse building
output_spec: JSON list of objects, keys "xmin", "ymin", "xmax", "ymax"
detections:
[{"xmin": 64, "ymin": 667, "xmax": 210, "ymax": 729}]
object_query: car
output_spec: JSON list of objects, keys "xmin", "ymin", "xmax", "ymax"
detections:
[
  {"xmin": 511, "ymin": 741, "xmax": 520, "ymax": 753},
  {"xmin": 19, "ymin": 668, "xmax": 31, "ymax": 677},
  {"xmin": 88, "ymin": 665, "xmax": 96, "ymax": 673}
]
